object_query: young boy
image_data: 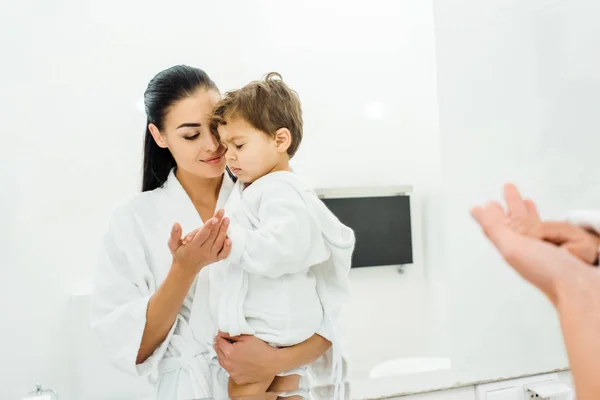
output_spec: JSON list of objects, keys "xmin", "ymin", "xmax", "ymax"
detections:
[{"xmin": 184, "ymin": 72, "xmax": 354, "ymax": 399}]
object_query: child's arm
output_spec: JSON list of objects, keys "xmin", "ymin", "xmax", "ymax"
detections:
[{"xmin": 226, "ymin": 181, "xmax": 321, "ymax": 279}]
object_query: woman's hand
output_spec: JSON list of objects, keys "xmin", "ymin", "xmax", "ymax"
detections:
[
  {"xmin": 471, "ymin": 198, "xmax": 575, "ymax": 303},
  {"xmin": 503, "ymin": 183, "xmax": 543, "ymax": 237},
  {"xmin": 536, "ymin": 222, "xmax": 600, "ymax": 265},
  {"xmin": 213, "ymin": 331, "xmax": 280, "ymax": 385},
  {"xmin": 167, "ymin": 209, "xmax": 232, "ymax": 278},
  {"xmin": 503, "ymin": 183, "xmax": 600, "ymax": 265}
]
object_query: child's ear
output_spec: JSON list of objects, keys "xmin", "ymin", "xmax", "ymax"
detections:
[
  {"xmin": 149, "ymin": 123, "xmax": 168, "ymax": 149},
  {"xmin": 274, "ymin": 128, "xmax": 292, "ymax": 154}
]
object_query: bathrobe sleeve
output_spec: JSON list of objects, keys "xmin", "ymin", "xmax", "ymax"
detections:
[
  {"xmin": 90, "ymin": 205, "xmax": 177, "ymax": 382},
  {"xmin": 226, "ymin": 181, "xmax": 326, "ymax": 279},
  {"xmin": 565, "ymin": 209, "xmax": 600, "ymax": 234}
]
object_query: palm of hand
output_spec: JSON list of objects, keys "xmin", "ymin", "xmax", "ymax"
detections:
[{"xmin": 485, "ymin": 184, "xmax": 599, "ymax": 266}]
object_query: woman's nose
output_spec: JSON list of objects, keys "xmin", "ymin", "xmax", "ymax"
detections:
[{"xmin": 200, "ymin": 131, "xmax": 219, "ymax": 152}]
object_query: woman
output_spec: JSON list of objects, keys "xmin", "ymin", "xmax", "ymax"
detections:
[
  {"xmin": 472, "ymin": 184, "xmax": 600, "ymax": 400},
  {"xmin": 90, "ymin": 65, "xmax": 336, "ymax": 400}
]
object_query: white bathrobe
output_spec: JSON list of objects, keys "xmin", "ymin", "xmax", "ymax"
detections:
[
  {"xmin": 209, "ymin": 171, "xmax": 354, "ymax": 346},
  {"xmin": 191, "ymin": 171, "xmax": 354, "ymax": 395},
  {"xmin": 565, "ymin": 210, "xmax": 600, "ymax": 235},
  {"xmin": 90, "ymin": 169, "xmax": 351, "ymax": 400}
]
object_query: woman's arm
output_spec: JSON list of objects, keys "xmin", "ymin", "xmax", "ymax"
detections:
[
  {"xmin": 136, "ymin": 262, "xmax": 196, "ymax": 363},
  {"xmin": 213, "ymin": 332, "xmax": 331, "ymax": 385},
  {"xmin": 274, "ymin": 333, "xmax": 332, "ymax": 372},
  {"xmin": 472, "ymin": 184, "xmax": 600, "ymax": 399},
  {"xmin": 138, "ymin": 215, "xmax": 231, "ymax": 363},
  {"xmin": 555, "ymin": 266, "xmax": 600, "ymax": 400}
]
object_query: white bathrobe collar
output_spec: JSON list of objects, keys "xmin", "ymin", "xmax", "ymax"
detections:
[{"xmin": 162, "ymin": 168, "xmax": 235, "ymax": 233}]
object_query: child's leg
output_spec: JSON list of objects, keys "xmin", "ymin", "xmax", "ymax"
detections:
[
  {"xmin": 268, "ymin": 374, "xmax": 302, "ymax": 400},
  {"xmin": 228, "ymin": 376, "xmax": 275, "ymax": 398}
]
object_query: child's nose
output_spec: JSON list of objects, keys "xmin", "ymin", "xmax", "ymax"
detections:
[{"xmin": 225, "ymin": 147, "xmax": 236, "ymax": 160}]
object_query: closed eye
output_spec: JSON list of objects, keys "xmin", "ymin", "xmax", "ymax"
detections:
[
  {"xmin": 235, "ymin": 144, "xmax": 244, "ymax": 149},
  {"xmin": 184, "ymin": 133, "xmax": 200, "ymax": 141}
]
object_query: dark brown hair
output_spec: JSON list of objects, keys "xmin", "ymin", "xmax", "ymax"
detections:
[
  {"xmin": 142, "ymin": 65, "xmax": 218, "ymax": 191},
  {"xmin": 210, "ymin": 72, "xmax": 303, "ymax": 157}
]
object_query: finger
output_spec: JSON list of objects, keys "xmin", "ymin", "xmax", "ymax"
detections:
[
  {"xmin": 561, "ymin": 241, "xmax": 597, "ymax": 265},
  {"xmin": 471, "ymin": 201, "xmax": 505, "ymax": 228},
  {"xmin": 189, "ymin": 219, "xmax": 219, "ymax": 246},
  {"xmin": 560, "ymin": 242, "xmax": 587, "ymax": 262},
  {"xmin": 213, "ymin": 209, "xmax": 225, "ymax": 220},
  {"xmin": 524, "ymin": 199, "xmax": 541, "ymax": 220},
  {"xmin": 217, "ymin": 329, "xmax": 243, "ymax": 343},
  {"xmin": 470, "ymin": 206, "xmax": 485, "ymax": 225},
  {"xmin": 507, "ymin": 218, "xmax": 527, "ymax": 235},
  {"xmin": 212, "ymin": 217, "xmax": 230, "ymax": 255},
  {"xmin": 183, "ymin": 229, "xmax": 199, "ymax": 245},
  {"xmin": 217, "ymin": 330, "xmax": 233, "ymax": 339},
  {"xmin": 215, "ymin": 335, "xmax": 235, "ymax": 357},
  {"xmin": 489, "ymin": 200, "xmax": 506, "ymax": 213},
  {"xmin": 213, "ymin": 343, "xmax": 228, "ymax": 368},
  {"xmin": 537, "ymin": 222, "xmax": 578, "ymax": 245},
  {"xmin": 503, "ymin": 183, "xmax": 528, "ymax": 218},
  {"xmin": 217, "ymin": 238, "xmax": 232, "ymax": 261},
  {"xmin": 167, "ymin": 222, "xmax": 183, "ymax": 253},
  {"xmin": 204, "ymin": 218, "xmax": 223, "ymax": 250}
]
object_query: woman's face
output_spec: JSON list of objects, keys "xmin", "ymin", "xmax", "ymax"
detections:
[{"xmin": 150, "ymin": 88, "xmax": 226, "ymax": 179}]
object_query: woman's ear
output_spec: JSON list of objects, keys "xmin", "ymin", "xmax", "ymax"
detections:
[
  {"xmin": 274, "ymin": 128, "xmax": 292, "ymax": 154},
  {"xmin": 149, "ymin": 123, "xmax": 168, "ymax": 149}
]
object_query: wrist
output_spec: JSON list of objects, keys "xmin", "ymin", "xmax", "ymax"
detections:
[
  {"xmin": 269, "ymin": 346, "xmax": 288, "ymax": 375},
  {"xmin": 169, "ymin": 260, "xmax": 197, "ymax": 283}
]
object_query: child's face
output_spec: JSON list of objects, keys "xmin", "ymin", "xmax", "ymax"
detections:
[{"xmin": 218, "ymin": 118, "xmax": 281, "ymax": 183}]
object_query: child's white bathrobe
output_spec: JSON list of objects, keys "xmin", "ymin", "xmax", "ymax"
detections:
[
  {"xmin": 90, "ymin": 169, "xmax": 351, "ymax": 400},
  {"xmin": 191, "ymin": 171, "xmax": 355, "ymax": 397},
  {"xmin": 565, "ymin": 210, "xmax": 600, "ymax": 235}
]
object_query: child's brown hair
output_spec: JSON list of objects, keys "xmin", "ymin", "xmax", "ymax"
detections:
[{"xmin": 210, "ymin": 72, "xmax": 303, "ymax": 157}]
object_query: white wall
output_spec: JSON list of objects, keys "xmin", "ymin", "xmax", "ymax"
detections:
[
  {"xmin": 434, "ymin": 0, "xmax": 600, "ymax": 384},
  {"xmin": 1, "ymin": 0, "xmax": 442, "ymax": 398}
]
